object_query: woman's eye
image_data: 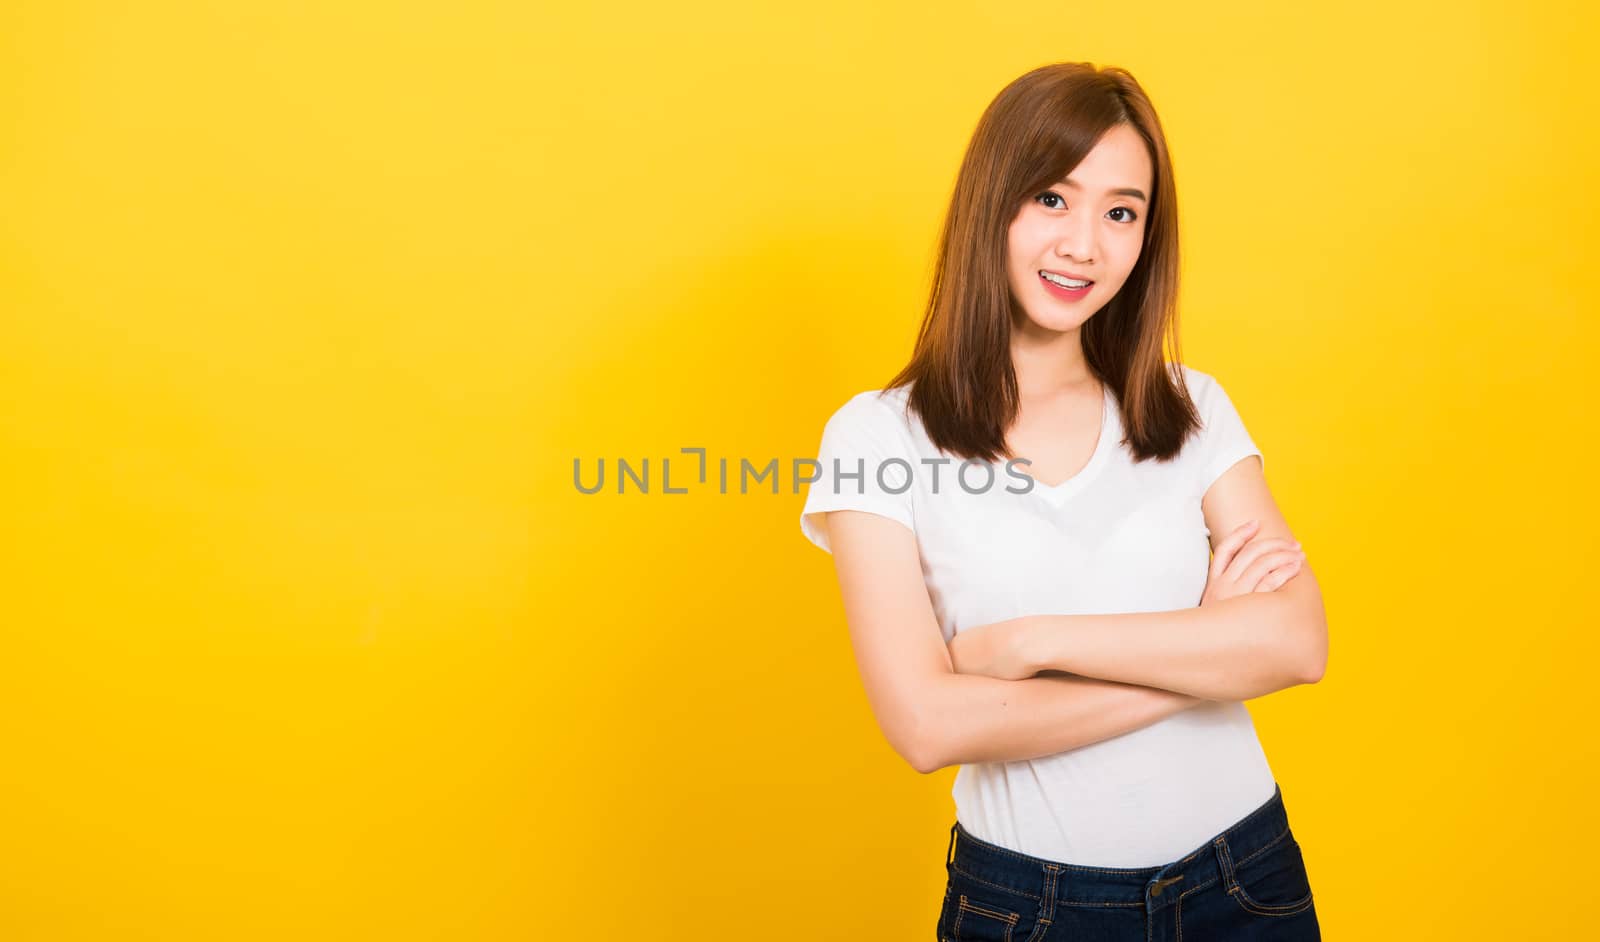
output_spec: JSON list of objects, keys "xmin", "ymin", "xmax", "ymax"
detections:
[{"xmin": 1035, "ymin": 193, "xmax": 1138, "ymax": 223}]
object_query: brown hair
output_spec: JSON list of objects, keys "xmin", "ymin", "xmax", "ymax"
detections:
[{"xmin": 883, "ymin": 62, "xmax": 1202, "ymax": 465}]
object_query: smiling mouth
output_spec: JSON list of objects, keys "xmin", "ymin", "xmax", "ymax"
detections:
[{"xmin": 1039, "ymin": 271, "xmax": 1093, "ymax": 290}]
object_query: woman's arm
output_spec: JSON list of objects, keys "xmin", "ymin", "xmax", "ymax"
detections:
[
  {"xmin": 819, "ymin": 508, "xmax": 1208, "ymax": 775},
  {"xmin": 1017, "ymin": 456, "xmax": 1328, "ymax": 701},
  {"xmin": 916, "ymin": 671, "xmax": 1207, "ymax": 773},
  {"xmin": 1018, "ymin": 573, "xmax": 1326, "ymax": 702}
]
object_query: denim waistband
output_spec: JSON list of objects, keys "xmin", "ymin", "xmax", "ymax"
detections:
[{"xmin": 945, "ymin": 782, "xmax": 1294, "ymax": 916}]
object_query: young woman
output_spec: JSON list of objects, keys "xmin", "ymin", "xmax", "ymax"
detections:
[{"xmin": 798, "ymin": 63, "xmax": 1328, "ymax": 941}]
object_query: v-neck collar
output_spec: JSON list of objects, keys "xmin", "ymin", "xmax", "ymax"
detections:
[{"xmin": 1016, "ymin": 384, "xmax": 1118, "ymax": 508}]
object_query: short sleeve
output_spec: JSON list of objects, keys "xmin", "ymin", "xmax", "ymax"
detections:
[
  {"xmin": 798, "ymin": 392, "xmax": 917, "ymax": 554},
  {"xmin": 1190, "ymin": 370, "xmax": 1264, "ymax": 497}
]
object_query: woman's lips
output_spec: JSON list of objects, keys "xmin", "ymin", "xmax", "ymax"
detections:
[{"xmin": 1039, "ymin": 270, "xmax": 1093, "ymax": 301}]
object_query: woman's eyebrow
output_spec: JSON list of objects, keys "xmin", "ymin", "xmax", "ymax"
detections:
[{"xmin": 1056, "ymin": 177, "xmax": 1148, "ymax": 203}]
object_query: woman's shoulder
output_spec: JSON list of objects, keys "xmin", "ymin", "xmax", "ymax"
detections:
[
  {"xmin": 1172, "ymin": 363, "xmax": 1241, "ymax": 418},
  {"xmin": 826, "ymin": 384, "xmax": 914, "ymax": 424},
  {"xmin": 1172, "ymin": 361, "xmax": 1221, "ymax": 392},
  {"xmin": 817, "ymin": 384, "xmax": 920, "ymax": 449}
]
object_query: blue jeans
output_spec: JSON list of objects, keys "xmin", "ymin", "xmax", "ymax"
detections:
[{"xmin": 936, "ymin": 782, "xmax": 1320, "ymax": 941}]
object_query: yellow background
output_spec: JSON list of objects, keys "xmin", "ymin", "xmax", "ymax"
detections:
[{"xmin": 2, "ymin": 2, "xmax": 1595, "ymax": 939}]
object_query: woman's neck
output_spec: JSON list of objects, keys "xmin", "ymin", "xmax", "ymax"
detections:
[{"xmin": 1009, "ymin": 324, "xmax": 1095, "ymax": 401}]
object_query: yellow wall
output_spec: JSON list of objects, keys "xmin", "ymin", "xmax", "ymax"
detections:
[{"xmin": 2, "ymin": 2, "xmax": 1595, "ymax": 938}]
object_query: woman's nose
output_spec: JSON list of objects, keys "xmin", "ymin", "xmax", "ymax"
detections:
[{"xmin": 1054, "ymin": 218, "xmax": 1097, "ymax": 262}]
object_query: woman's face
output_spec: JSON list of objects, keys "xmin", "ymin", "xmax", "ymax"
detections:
[{"xmin": 1007, "ymin": 122, "xmax": 1153, "ymax": 335}]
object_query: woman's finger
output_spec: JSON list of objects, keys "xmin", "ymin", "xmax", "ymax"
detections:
[
  {"xmin": 1210, "ymin": 520, "xmax": 1259, "ymax": 580},
  {"xmin": 1239, "ymin": 550, "xmax": 1304, "ymax": 589},
  {"xmin": 1272, "ymin": 560, "xmax": 1304, "ymax": 588},
  {"xmin": 1255, "ymin": 570, "xmax": 1287, "ymax": 592},
  {"xmin": 1224, "ymin": 538, "xmax": 1298, "ymax": 583}
]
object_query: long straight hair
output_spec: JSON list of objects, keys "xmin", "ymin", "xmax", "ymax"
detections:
[{"xmin": 883, "ymin": 62, "xmax": 1202, "ymax": 465}]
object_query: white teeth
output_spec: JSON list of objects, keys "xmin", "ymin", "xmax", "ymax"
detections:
[{"xmin": 1041, "ymin": 272, "xmax": 1091, "ymax": 288}]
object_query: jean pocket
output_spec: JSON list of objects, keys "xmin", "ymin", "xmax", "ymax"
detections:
[
  {"xmin": 1221, "ymin": 830, "xmax": 1315, "ymax": 918},
  {"xmin": 940, "ymin": 869, "xmax": 1033, "ymax": 942}
]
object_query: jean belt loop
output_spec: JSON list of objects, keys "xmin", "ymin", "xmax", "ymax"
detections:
[
  {"xmin": 946, "ymin": 821, "xmax": 959, "ymax": 868},
  {"xmin": 1212, "ymin": 833, "xmax": 1236, "ymax": 891}
]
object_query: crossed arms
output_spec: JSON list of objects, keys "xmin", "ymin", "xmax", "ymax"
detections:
[{"xmin": 818, "ymin": 455, "xmax": 1329, "ymax": 774}]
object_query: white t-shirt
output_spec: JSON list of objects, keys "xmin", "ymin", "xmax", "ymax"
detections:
[{"xmin": 798, "ymin": 363, "xmax": 1278, "ymax": 866}]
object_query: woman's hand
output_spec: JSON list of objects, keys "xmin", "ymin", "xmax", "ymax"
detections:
[
  {"xmin": 947, "ymin": 616, "xmax": 1038, "ymax": 681},
  {"xmin": 1201, "ymin": 519, "xmax": 1306, "ymax": 606}
]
